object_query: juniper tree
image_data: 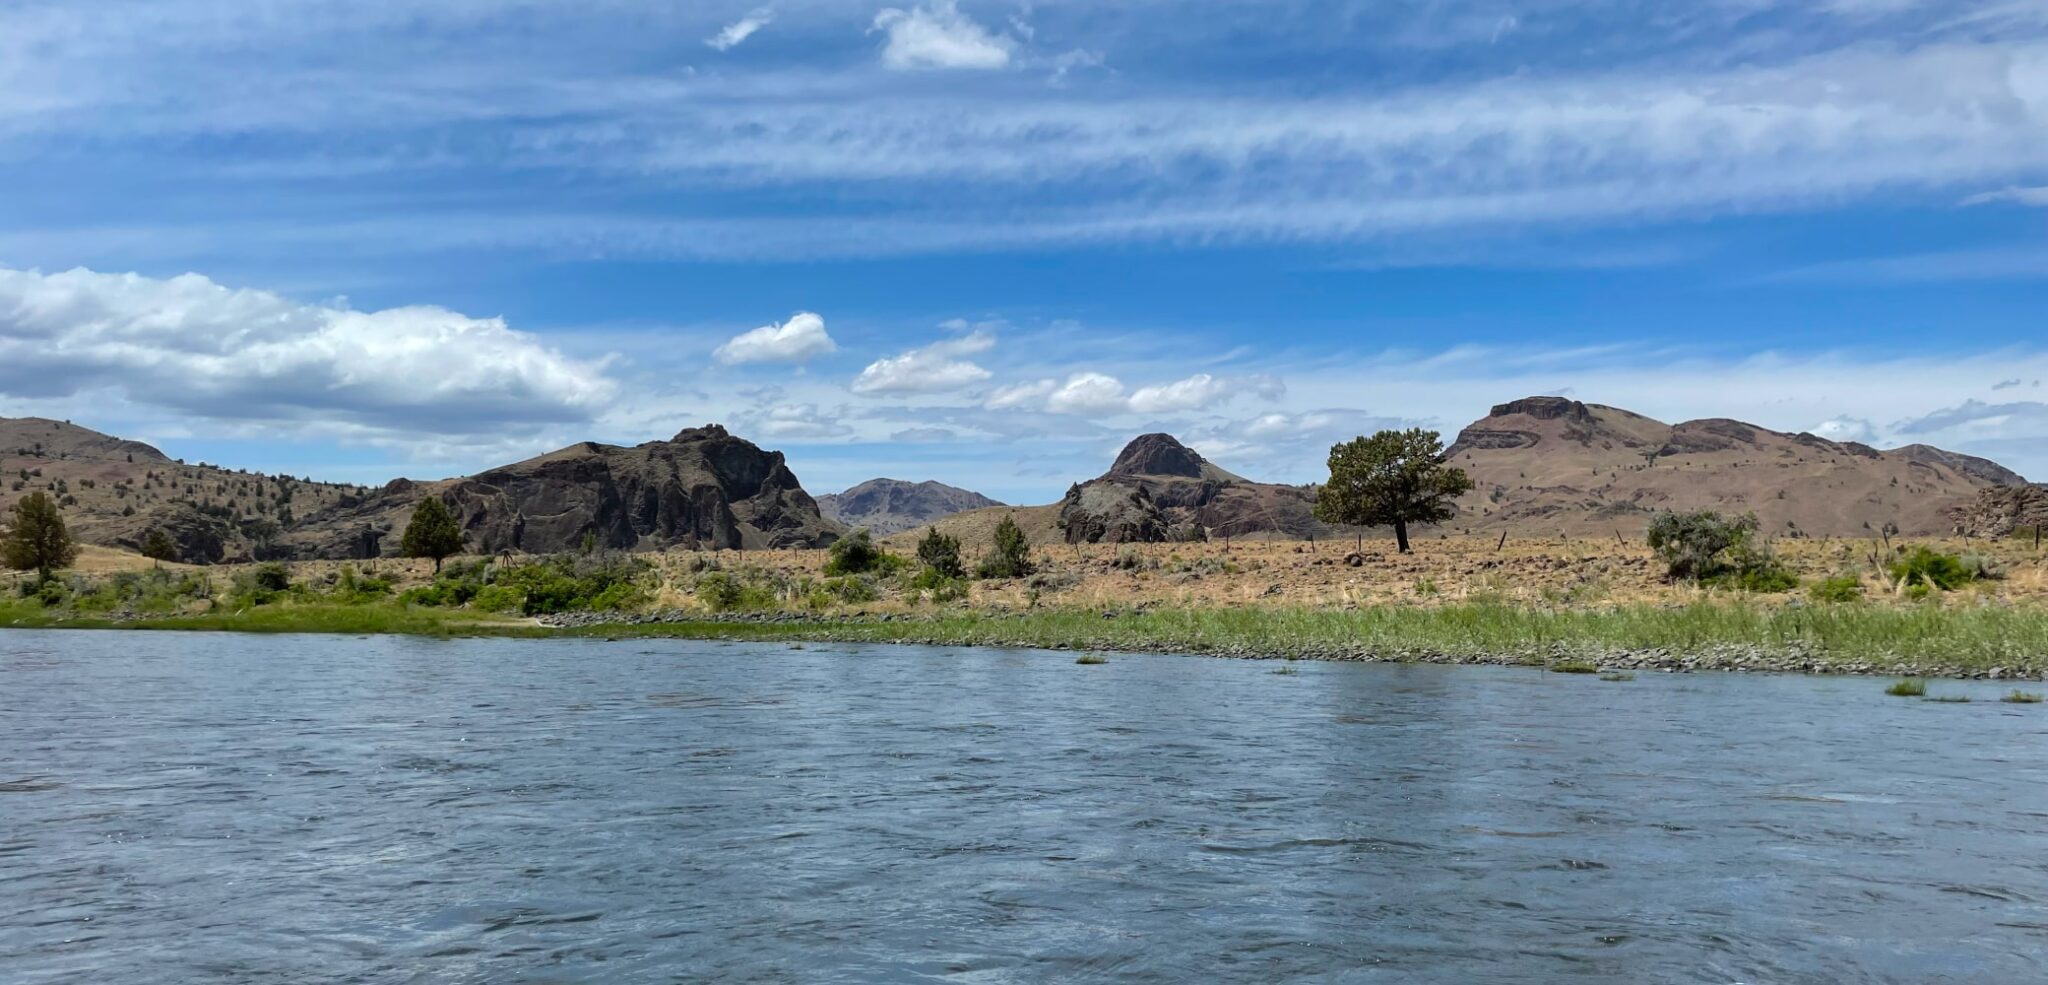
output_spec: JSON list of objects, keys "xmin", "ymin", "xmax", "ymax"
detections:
[
  {"xmin": 1313, "ymin": 429, "xmax": 1474, "ymax": 554},
  {"xmin": 401, "ymin": 497, "xmax": 464, "ymax": 573},
  {"xmin": 2, "ymin": 491, "xmax": 78, "ymax": 583}
]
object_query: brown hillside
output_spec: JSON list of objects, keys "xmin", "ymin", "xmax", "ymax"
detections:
[
  {"xmin": 1443, "ymin": 397, "xmax": 2025, "ymax": 538},
  {"xmin": 1, "ymin": 417, "xmax": 371, "ymax": 564}
]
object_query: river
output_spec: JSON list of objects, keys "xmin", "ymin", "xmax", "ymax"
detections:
[{"xmin": 3, "ymin": 630, "xmax": 2046, "ymax": 983}]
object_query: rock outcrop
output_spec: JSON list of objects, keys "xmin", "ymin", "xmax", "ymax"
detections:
[
  {"xmin": 281, "ymin": 425, "xmax": 842, "ymax": 558},
  {"xmin": 818, "ymin": 479, "xmax": 1003, "ymax": 536},
  {"xmin": 1948, "ymin": 485, "xmax": 2048, "ymax": 538},
  {"xmin": 1054, "ymin": 434, "xmax": 1322, "ymax": 544}
]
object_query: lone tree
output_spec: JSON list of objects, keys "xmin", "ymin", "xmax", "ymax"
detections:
[
  {"xmin": 401, "ymin": 497, "xmax": 464, "ymax": 573},
  {"xmin": 1314, "ymin": 429, "xmax": 1474, "ymax": 554},
  {"xmin": 140, "ymin": 529, "xmax": 179, "ymax": 567},
  {"xmin": 3, "ymin": 491, "xmax": 78, "ymax": 583}
]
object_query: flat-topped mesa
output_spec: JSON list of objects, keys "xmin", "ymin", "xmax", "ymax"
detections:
[
  {"xmin": 1487, "ymin": 396, "xmax": 1597, "ymax": 423},
  {"xmin": 1108, "ymin": 433, "xmax": 1210, "ymax": 479}
]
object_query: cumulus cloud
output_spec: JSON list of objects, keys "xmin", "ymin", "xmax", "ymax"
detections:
[
  {"xmin": 852, "ymin": 328, "xmax": 996, "ymax": 394},
  {"xmin": 1811, "ymin": 416, "xmax": 1881, "ymax": 443},
  {"xmin": 714, "ymin": 312, "xmax": 837, "ymax": 365},
  {"xmin": 0, "ymin": 265, "xmax": 615, "ymax": 438},
  {"xmin": 1046, "ymin": 372, "xmax": 1130, "ymax": 414},
  {"xmin": 872, "ymin": 0, "xmax": 1013, "ymax": 70},
  {"xmin": 706, "ymin": 9, "xmax": 773, "ymax": 51}
]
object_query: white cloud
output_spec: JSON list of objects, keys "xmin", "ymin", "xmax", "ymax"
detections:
[
  {"xmin": 714, "ymin": 311, "xmax": 837, "ymax": 365},
  {"xmin": 1046, "ymin": 372, "xmax": 1130, "ymax": 414},
  {"xmin": 1961, "ymin": 186, "xmax": 2048, "ymax": 208},
  {"xmin": 706, "ymin": 9, "xmax": 773, "ymax": 51},
  {"xmin": 747, "ymin": 402, "xmax": 853, "ymax": 439},
  {"xmin": 852, "ymin": 328, "xmax": 996, "ymax": 394},
  {"xmin": 0, "ymin": 265, "xmax": 615, "ymax": 439},
  {"xmin": 983, "ymin": 378, "xmax": 1056, "ymax": 409},
  {"xmin": 989, "ymin": 371, "xmax": 1277, "ymax": 415},
  {"xmin": 1812, "ymin": 416, "xmax": 1881, "ymax": 443},
  {"xmin": 872, "ymin": 0, "xmax": 1014, "ymax": 70},
  {"xmin": 1128, "ymin": 373, "xmax": 1234, "ymax": 414}
]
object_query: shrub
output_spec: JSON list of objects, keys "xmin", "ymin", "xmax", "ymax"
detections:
[
  {"xmin": 2002, "ymin": 690, "xmax": 2043, "ymax": 704},
  {"xmin": 908, "ymin": 566, "xmax": 968, "ymax": 602},
  {"xmin": 1647, "ymin": 510, "xmax": 1756, "ymax": 581},
  {"xmin": 695, "ymin": 571, "xmax": 776, "ymax": 612},
  {"xmin": 469, "ymin": 584, "xmax": 526, "ymax": 614},
  {"xmin": 1890, "ymin": 547, "xmax": 1975, "ymax": 592},
  {"xmin": 976, "ymin": 515, "xmax": 1035, "ymax": 580},
  {"xmin": 329, "ymin": 566, "xmax": 393, "ymax": 604},
  {"xmin": 824, "ymin": 530, "xmax": 902, "ymax": 576},
  {"xmin": 1809, "ymin": 573, "xmax": 1865, "ymax": 604},
  {"xmin": 494, "ymin": 552, "xmax": 649, "ymax": 615},
  {"xmin": 825, "ymin": 576, "xmax": 878, "ymax": 604},
  {"xmin": 915, "ymin": 528, "xmax": 966, "ymax": 579},
  {"xmin": 1708, "ymin": 546, "xmax": 1799, "ymax": 593},
  {"xmin": 1885, "ymin": 678, "xmax": 1927, "ymax": 697}
]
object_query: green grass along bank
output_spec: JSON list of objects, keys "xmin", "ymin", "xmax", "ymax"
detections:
[{"xmin": 8, "ymin": 595, "xmax": 2048, "ymax": 681}]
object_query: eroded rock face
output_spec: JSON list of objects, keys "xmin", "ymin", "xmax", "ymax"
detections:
[
  {"xmin": 283, "ymin": 425, "xmax": 842, "ymax": 558},
  {"xmin": 1108, "ymin": 433, "xmax": 1210, "ymax": 479},
  {"xmin": 1949, "ymin": 485, "xmax": 2048, "ymax": 538},
  {"xmin": 104, "ymin": 503, "xmax": 230, "ymax": 564}
]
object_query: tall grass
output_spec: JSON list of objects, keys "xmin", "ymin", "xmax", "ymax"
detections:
[{"xmin": 568, "ymin": 602, "xmax": 2048, "ymax": 672}]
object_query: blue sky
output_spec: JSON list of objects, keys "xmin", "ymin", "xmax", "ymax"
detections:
[{"xmin": 2, "ymin": 0, "xmax": 2046, "ymax": 503}]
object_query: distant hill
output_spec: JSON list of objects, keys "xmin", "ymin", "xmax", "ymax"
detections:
[
  {"xmin": 1443, "ymin": 397, "xmax": 2026, "ymax": 537},
  {"xmin": 1, "ymin": 417, "xmax": 371, "ymax": 564},
  {"xmin": 280, "ymin": 425, "xmax": 843, "ymax": 558},
  {"xmin": 817, "ymin": 479, "xmax": 1002, "ymax": 536}
]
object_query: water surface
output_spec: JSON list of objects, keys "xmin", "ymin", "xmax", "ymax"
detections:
[{"xmin": 4, "ymin": 630, "xmax": 2047, "ymax": 983}]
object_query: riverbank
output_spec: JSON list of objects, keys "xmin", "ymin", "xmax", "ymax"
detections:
[{"xmin": 9, "ymin": 598, "xmax": 2048, "ymax": 680}]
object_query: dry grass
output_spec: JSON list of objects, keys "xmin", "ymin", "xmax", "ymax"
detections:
[{"xmin": 13, "ymin": 533, "xmax": 2046, "ymax": 617}]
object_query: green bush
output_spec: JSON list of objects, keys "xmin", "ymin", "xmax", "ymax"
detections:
[
  {"xmin": 1647, "ymin": 510, "xmax": 1759, "ymax": 582},
  {"xmin": 493, "ymin": 552, "xmax": 648, "ymax": 614},
  {"xmin": 824, "ymin": 530, "xmax": 903, "ymax": 577},
  {"xmin": 469, "ymin": 584, "xmax": 526, "ymax": 614},
  {"xmin": 695, "ymin": 571, "xmax": 777, "ymax": 612},
  {"xmin": 1890, "ymin": 547, "xmax": 1975, "ymax": 592},
  {"xmin": 231, "ymin": 563, "xmax": 295, "ymax": 605},
  {"xmin": 825, "ymin": 576, "xmax": 878, "ymax": 604},
  {"xmin": 908, "ymin": 566, "xmax": 968, "ymax": 602},
  {"xmin": 976, "ymin": 515, "xmax": 1036, "ymax": 580},
  {"xmin": 1809, "ymin": 573, "xmax": 1865, "ymax": 604},
  {"xmin": 329, "ymin": 566, "xmax": 394, "ymax": 604}
]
